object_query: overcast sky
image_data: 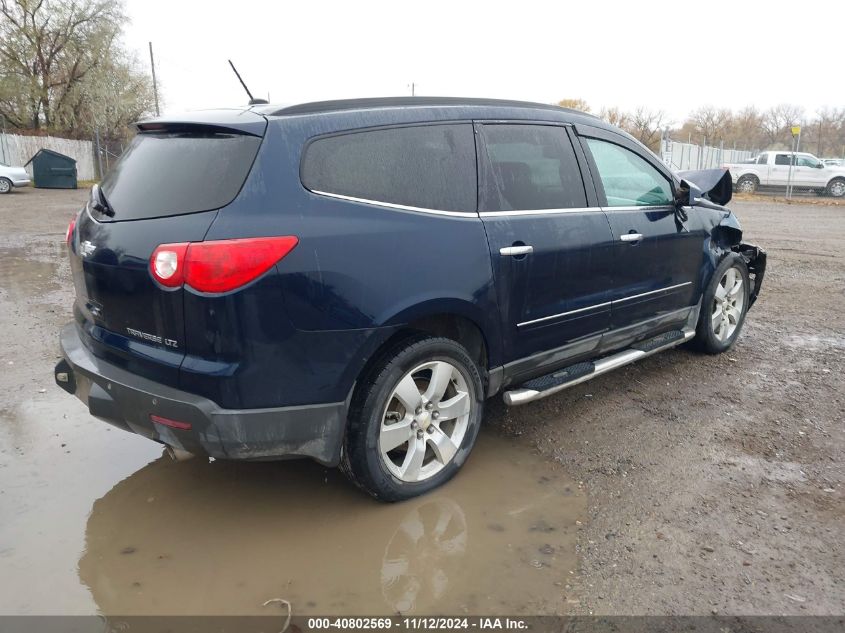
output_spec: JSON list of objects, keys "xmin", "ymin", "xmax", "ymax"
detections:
[{"xmin": 122, "ymin": 0, "xmax": 841, "ymax": 123}]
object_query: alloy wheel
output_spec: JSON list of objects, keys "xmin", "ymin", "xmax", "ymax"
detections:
[
  {"xmin": 830, "ymin": 181, "xmax": 845, "ymax": 197},
  {"xmin": 379, "ymin": 360, "xmax": 471, "ymax": 482},
  {"xmin": 711, "ymin": 266, "xmax": 745, "ymax": 342},
  {"xmin": 737, "ymin": 179, "xmax": 755, "ymax": 194},
  {"xmin": 0, "ymin": 179, "xmax": 10, "ymax": 193}
]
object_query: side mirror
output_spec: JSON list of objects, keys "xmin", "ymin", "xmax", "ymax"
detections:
[
  {"xmin": 816, "ymin": 163, "xmax": 825, "ymax": 169},
  {"xmin": 675, "ymin": 179, "xmax": 704, "ymax": 207}
]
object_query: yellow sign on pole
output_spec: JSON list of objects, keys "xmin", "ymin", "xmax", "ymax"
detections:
[{"xmin": 791, "ymin": 125, "xmax": 801, "ymax": 137}]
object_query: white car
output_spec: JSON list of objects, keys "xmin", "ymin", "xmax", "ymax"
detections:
[{"xmin": 0, "ymin": 161, "xmax": 32, "ymax": 193}]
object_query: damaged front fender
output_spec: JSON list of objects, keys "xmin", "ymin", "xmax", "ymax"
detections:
[
  {"xmin": 699, "ymin": 210, "xmax": 766, "ymax": 309},
  {"xmin": 734, "ymin": 242, "xmax": 767, "ymax": 308}
]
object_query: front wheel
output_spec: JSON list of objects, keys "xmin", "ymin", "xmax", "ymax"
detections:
[
  {"xmin": 693, "ymin": 254, "xmax": 751, "ymax": 354},
  {"xmin": 342, "ymin": 336, "xmax": 484, "ymax": 501}
]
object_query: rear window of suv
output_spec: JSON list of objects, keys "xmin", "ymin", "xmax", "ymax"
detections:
[
  {"xmin": 99, "ymin": 131, "xmax": 262, "ymax": 221},
  {"xmin": 301, "ymin": 124, "xmax": 477, "ymax": 212}
]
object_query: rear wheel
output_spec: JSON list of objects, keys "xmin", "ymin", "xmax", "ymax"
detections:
[
  {"xmin": 826, "ymin": 177, "xmax": 845, "ymax": 198},
  {"xmin": 693, "ymin": 253, "xmax": 750, "ymax": 354},
  {"xmin": 342, "ymin": 336, "xmax": 484, "ymax": 501},
  {"xmin": 735, "ymin": 175, "xmax": 758, "ymax": 194},
  {"xmin": 0, "ymin": 177, "xmax": 11, "ymax": 194}
]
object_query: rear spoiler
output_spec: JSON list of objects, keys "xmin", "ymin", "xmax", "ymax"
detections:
[
  {"xmin": 135, "ymin": 109, "xmax": 267, "ymax": 137},
  {"xmin": 676, "ymin": 168, "xmax": 733, "ymax": 206}
]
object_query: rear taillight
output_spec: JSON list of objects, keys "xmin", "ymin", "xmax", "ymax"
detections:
[
  {"xmin": 66, "ymin": 216, "xmax": 77, "ymax": 245},
  {"xmin": 149, "ymin": 236, "xmax": 299, "ymax": 293},
  {"xmin": 151, "ymin": 243, "xmax": 189, "ymax": 288}
]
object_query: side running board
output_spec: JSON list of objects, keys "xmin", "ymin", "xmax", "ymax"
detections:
[{"xmin": 503, "ymin": 328, "xmax": 695, "ymax": 406}]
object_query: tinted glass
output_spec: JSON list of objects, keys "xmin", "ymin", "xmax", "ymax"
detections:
[
  {"xmin": 796, "ymin": 155, "xmax": 820, "ymax": 167},
  {"xmin": 301, "ymin": 124, "xmax": 476, "ymax": 212},
  {"xmin": 775, "ymin": 154, "xmax": 793, "ymax": 165},
  {"xmin": 100, "ymin": 132, "xmax": 262, "ymax": 221},
  {"xmin": 480, "ymin": 124, "xmax": 586, "ymax": 211},
  {"xmin": 585, "ymin": 138, "xmax": 673, "ymax": 206}
]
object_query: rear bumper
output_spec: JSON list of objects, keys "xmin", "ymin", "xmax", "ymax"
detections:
[
  {"xmin": 55, "ymin": 323, "xmax": 347, "ymax": 465},
  {"xmin": 12, "ymin": 178, "xmax": 31, "ymax": 187}
]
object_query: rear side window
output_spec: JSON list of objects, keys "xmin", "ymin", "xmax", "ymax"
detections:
[
  {"xmin": 479, "ymin": 124, "xmax": 586, "ymax": 211},
  {"xmin": 301, "ymin": 124, "xmax": 476, "ymax": 212},
  {"xmin": 585, "ymin": 138, "xmax": 673, "ymax": 207},
  {"xmin": 775, "ymin": 154, "xmax": 792, "ymax": 165},
  {"xmin": 100, "ymin": 131, "xmax": 262, "ymax": 221}
]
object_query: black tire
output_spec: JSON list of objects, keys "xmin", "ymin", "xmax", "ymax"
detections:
[
  {"xmin": 341, "ymin": 335, "xmax": 484, "ymax": 502},
  {"xmin": 825, "ymin": 177, "xmax": 845, "ymax": 198},
  {"xmin": 692, "ymin": 253, "xmax": 751, "ymax": 354},
  {"xmin": 0, "ymin": 177, "xmax": 11, "ymax": 194},
  {"xmin": 735, "ymin": 175, "xmax": 758, "ymax": 194}
]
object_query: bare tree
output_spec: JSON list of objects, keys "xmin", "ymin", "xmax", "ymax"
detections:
[
  {"xmin": 688, "ymin": 105, "xmax": 733, "ymax": 143},
  {"xmin": 625, "ymin": 107, "xmax": 668, "ymax": 152},
  {"xmin": 760, "ymin": 104, "xmax": 804, "ymax": 148},
  {"xmin": 557, "ymin": 98, "xmax": 591, "ymax": 113},
  {"xmin": 728, "ymin": 105, "xmax": 764, "ymax": 150},
  {"xmin": 804, "ymin": 107, "xmax": 845, "ymax": 157},
  {"xmin": 598, "ymin": 106, "xmax": 628, "ymax": 129}
]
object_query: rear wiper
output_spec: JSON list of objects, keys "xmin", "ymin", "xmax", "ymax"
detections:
[{"xmin": 91, "ymin": 183, "xmax": 115, "ymax": 217}]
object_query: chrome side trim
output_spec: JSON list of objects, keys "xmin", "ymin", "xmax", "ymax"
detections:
[
  {"xmin": 602, "ymin": 205, "xmax": 675, "ymax": 212},
  {"xmin": 503, "ymin": 327, "xmax": 696, "ymax": 405},
  {"xmin": 309, "ymin": 190, "xmax": 478, "ymax": 218},
  {"xmin": 517, "ymin": 301, "xmax": 611, "ymax": 328},
  {"xmin": 479, "ymin": 207, "xmax": 602, "ymax": 217},
  {"xmin": 516, "ymin": 281, "xmax": 692, "ymax": 329},
  {"xmin": 613, "ymin": 281, "xmax": 692, "ymax": 304}
]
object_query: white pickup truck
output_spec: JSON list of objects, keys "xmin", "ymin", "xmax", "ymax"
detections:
[{"xmin": 726, "ymin": 151, "xmax": 845, "ymax": 197}]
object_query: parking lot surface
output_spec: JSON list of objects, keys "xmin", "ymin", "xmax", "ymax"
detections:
[{"xmin": 0, "ymin": 188, "xmax": 842, "ymax": 615}]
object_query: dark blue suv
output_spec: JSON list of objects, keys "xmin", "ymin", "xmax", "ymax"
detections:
[{"xmin": 55, "ymin": 97, "xmax": 766, "ymax": 500}]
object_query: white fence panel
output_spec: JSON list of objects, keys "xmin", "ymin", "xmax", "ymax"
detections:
[
  {"xmin": 0, "ymin": 133, "xmax": 95, "ymax": 181},
  {"xmin": 662, "ymin": 140, "xmax": 756, "ymax": 172}
]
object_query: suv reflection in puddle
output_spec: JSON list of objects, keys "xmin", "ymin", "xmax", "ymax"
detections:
[{"xmin": 78, "ymin": 434, "xmax": 585, "ymax": 615}]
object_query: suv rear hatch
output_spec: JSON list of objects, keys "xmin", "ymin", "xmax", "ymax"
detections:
[{"xmin": 68, "ymin": 111, "xmax": 267, "ymax": 386}]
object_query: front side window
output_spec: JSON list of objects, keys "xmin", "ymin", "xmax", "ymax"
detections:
[
  {"xmin": 301, "ymin": 124, "xmax": 476, "ymax": 212},
  {"xmin": 585, "ymin": 138, "xmax": 673, "ymax": 207},
  {"xmin": 796, "ymin": 155, "xmax": 821, "ymax": 168},
  {"xmin": 479, "ymin": 124, "xmax": 586, "ymax": 211}
]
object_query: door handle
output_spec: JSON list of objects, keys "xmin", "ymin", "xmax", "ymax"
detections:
[
  {"xmin": 620, "ymin": 233, "xmax": 643, "ymax": 243},
  {"xmin": 500, "ymin": 245, "xmax": 533, "ymax": 257}
]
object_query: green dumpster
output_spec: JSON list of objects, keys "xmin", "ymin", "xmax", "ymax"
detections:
[{"xmin": 25, "ymin": 149, "xmax": 78, "ymax": 189}]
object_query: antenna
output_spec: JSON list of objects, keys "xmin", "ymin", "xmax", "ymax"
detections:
[{"xmin": 228, "ymin": 60, "xmax": 268, "ymax": 105}]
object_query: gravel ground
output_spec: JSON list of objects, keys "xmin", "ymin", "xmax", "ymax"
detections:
[{"xmin": 0, "ymin": 187, "xmax": 843, "ymax": 616}]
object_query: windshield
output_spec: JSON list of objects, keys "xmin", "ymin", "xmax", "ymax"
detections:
[{"xmin": 99, "ymin": 130, "xmax": 262, "ymax": 221}]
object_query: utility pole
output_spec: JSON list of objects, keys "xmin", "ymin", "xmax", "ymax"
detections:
[
  {"xmin": 0, "ymin": 114, "xmax": 7, "ymax": 165},
  {"xmin": 786, "ymin": 125, "xmax": 801, "ymax": 199},
  {"xmin": 149, "ymin": 42, "xmax": 160, "ymax": 116},
  {"xmin": 94, "ymin": 127, "xmax": 104, "ymax": 181},
  {"xmin": 410, "ymin": 82, "xmax": 415, "ymax": 96}
]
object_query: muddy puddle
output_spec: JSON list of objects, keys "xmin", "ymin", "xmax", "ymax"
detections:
[
  {"xmin": 0, "ymin": 395, "xmax": 585, "ymax": 616},
  {"xmin": 0, "ymin": 245, "xmax": 62, "ymax": 297}
]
